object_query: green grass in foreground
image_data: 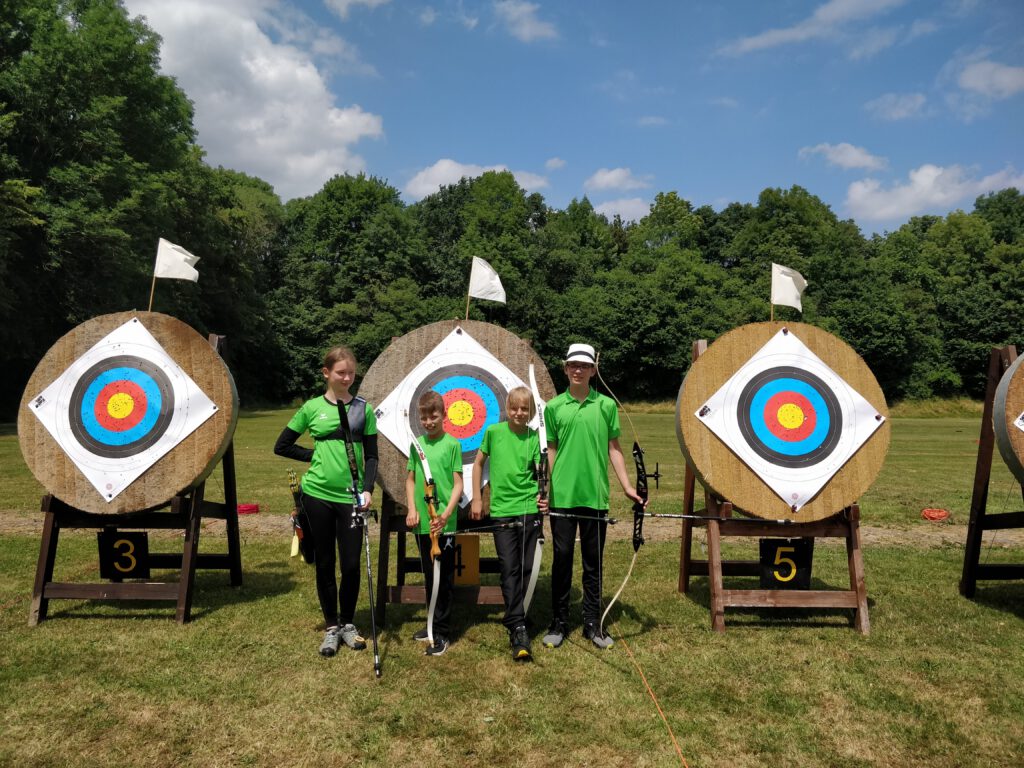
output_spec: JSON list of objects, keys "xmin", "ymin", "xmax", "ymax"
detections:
[{"xmin": 0, "ymin": 534, "xmax": 1021, "ymax": 767}]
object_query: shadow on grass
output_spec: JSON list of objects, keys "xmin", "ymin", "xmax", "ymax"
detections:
[
  {"xmin": 42, "ymin": 560, "xmax": 296, "ymax": 622},
  {"xmin": 968, "ymin": 582, "xmax": 1024, "ymax": 619}
]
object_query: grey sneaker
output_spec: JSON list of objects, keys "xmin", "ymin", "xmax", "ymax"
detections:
[
  {"xmin": 339, "ymin": 623, "xmax": 366, "ymax": 650},
  {"xmin": 542, "ymin": 620, "xmax": 568, "ymax": 648},
  {"xmin": 425, "ymin": 636, "xmax": 449, "ymax": 656},
  {"xmin": 319, "ymin": 626, "xmax": 342, "ymax": 657},
  {"xmin": 412, "ymin": 627, "xmax": 430, "ymax": 642},
  {"xmin": 583, "ymin": 623, "xmax": 613, "ymax": 649}
]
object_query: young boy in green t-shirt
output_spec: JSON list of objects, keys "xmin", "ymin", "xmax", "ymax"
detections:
[
  {"xmin": 405, "ymin": 391, "xmax": 463, "ymax": 657},
  {"xmin": 542, "ymin": 343, "xmax": 644, "ymax": 650},
  {"xmin": 469, "ymin": 386, "xmax": 548, "ymax": 661}
]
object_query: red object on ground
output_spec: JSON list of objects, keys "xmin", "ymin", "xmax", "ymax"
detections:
[
  {"xmin": 921, "ymin": 508, "xmax": 949, "ymax": 521},
  {"xmin": 237, "ymin": 504, "xmax": 260, "ymax": 515}
]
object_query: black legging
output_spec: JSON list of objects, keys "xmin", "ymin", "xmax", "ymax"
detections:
[
  {"xmin": 300, "ymin": 494, "xmax": 362, "ymax": 627},
  {"xmin": 549, "ymin": 506, "xmax": 608, "ymax": 625}
]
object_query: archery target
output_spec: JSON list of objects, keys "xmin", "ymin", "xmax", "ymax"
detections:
[
  {"xmin": 993, "ymin": 352, "xmax": 1024, "ymax": 484},
  {"xmin": 374, "ymin": 327, "xmax": 530, "ymax": 505},
  {"xmin": 28, "ymin": 318, "xmax": 217, "ymax": 502},
  {"xmin": 696, "ymin": 328, "xmax": 884, "ymax": 511}
]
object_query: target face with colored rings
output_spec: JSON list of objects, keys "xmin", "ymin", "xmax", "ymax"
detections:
[
  {"xmin": 411, "ymin": 366, "xmax": 506, "ymax": 462},
  {"xmin": 696, "ymin": 328, "xmax": 885, "ymax": 511},
  {"xmin": 738, "ymin": 366, "xmax": 841, "ymax": 468},
  {"xmin": 70, "ymin": 355, "xmax": 175, "ymax": 458}
]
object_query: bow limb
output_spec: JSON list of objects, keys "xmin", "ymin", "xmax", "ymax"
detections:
[
  {"xmin": 522, "ymin": 526, "xmax": 544, "ymax": 615},
  {"xmin": 525, "ymin": 364, "xmax": 550, "ymax": 619},
  {"xmin": 408, "ymin": 422, "xmax": 442, "ymax": 643}
]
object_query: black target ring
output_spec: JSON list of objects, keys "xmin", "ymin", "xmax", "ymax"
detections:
[
  {"xmin": 737, "ymin": 365, "xmax": 842, "ymax": 468},
  {"xmin": 410, "ymin": 364, "xmax": 508, "ymax": 464},
  {"xmin": 69, "ymin": 354, "xmax": 175, "ymax": 459}
]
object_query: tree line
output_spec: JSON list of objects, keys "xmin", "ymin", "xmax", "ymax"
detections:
[{"xmin": 2, "ymin": 0, "xmax": 1023, "ymax": 419}]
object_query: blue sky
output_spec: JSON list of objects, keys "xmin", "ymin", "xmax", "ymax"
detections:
[{"xmin": 122, "ymin": 0, "xmax": 1024, "ymax": 233}]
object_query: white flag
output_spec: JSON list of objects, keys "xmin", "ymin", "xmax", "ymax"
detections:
[
  {"xmin": 770, "ymin": 262, "xmax": 807, "ymax": 312},
  {"xmin": 468, "ymin": 256, "xmax": 506, "ymax": 303},
  {"xmin": 154, "ymin": 238, "xmax": 200, "ymax": 282}
]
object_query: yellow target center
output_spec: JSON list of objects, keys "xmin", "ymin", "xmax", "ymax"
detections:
[
  {"xmin": 107, "ymin": 392, "xmax": 136, "ymax": 420},
  {"xmin": 447, "ymin": 400, "xmax": 474, "ymax": 427},
  {"xmin": 777, "ymin": 403, "xmax": 805, "ymax": 430}
]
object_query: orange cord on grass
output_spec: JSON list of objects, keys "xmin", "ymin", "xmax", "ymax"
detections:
[{"xmin": 620, "ymin": 636, "xmax": 689, "ymax": 767}]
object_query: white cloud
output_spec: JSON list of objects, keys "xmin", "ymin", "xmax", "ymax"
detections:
[
  {"xmin": 637, "ymin": 115, "xmax": 668, "ymax": 127},
  {"xmin": 864, "ymin": 92, "xmax": 927, "ymax": 120},
  {"xmin": 719, "ymin": 0, "xmax": 906, "ymax": 56},
  {"xmin": 958, "ymin": 59, "xmax": 1024, "ymax": 99},
  {"xmin": 419, "ymin": 6, "xmax": 437, "ymax": 25},
  {"xmin": 403, "ymin": 159, "xmax": 548, "ymax": 199},
  {"xmin": 847, "ymin": 26, "xmax": 899, "ymax": 60},
  {"xmin": 799, "ymin": 142, "xmax": 887, "ymax": 171},
  {"xmin": 123, "ymin": 0, "xmax": 382, "ymax": 202},
  {"xmin": 545, "ymin": 157, "xmax": 566, "ymax": 170},
  {"xmin": 584, "ymin": 167, "xmax": 652, "ymax": 192},
  {"xmin": 710, "ymin": 96, "xmax": 739, "ymax": 109},
  {"xmin": 493, "ymin": 1, "xmax": 557, "ymax": 43},
  {"xmin": 846, "ymin": 163, "xmax": 1024, "ymax": 221},
  {"xmin": 594, "ymin": 198, "xmax": 650, "ymax": 223},
  {"xmin": 325, "ymin": 0, "xmax": 391, "ymax": 19},
  {"xmin": 907, "ymin": 18, "xmax": 938, "ymax": 40}
]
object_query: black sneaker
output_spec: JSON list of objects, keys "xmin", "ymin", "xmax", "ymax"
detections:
[
  {"xmin": 510, "ymin": 625, "xmax": 532, "ymax": 661},
  {"xmin": 542, "ymin": 620, "xmax": 568, "ymax": 648},
  {"xmin": 412, "ymin": 627, "xmax": 430, "ymax": 642},
  {"xmin": 425, "ymin": 636, "xmax": 449, "ymax": 656},
  {"xmin": 583, "ymin": 623, "xmax": 613, "ymax": 649}
]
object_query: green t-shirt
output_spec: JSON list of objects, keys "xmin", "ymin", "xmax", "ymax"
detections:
[
  {"xmin": 287, "ymin": 395, "xmax": 377, "ymax": 504},
  {"xmin": 479, "ymin": 422, "xmax": 540, "ymax": 517},
  {"xmin": 545, "ymin": 387, "xmax": 620, "ymax": 509},
  {"xmin": 406, "ymin": 432, "xmax": 463, "ymax": 534}
]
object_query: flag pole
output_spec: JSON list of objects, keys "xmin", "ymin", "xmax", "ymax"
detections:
[
  {"xmin": 770, "ymin": 304, "xmax": 774, "ymax": 322},
  {"xmin": 465, "ymin": 291, "xmax": 471, "ymax": 320},
  {"xmin": 147, "ymin": 274, "xmax": 157, "ymax": 313}
]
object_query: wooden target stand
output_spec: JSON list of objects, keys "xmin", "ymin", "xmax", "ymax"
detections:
[
  {"xmin": 358, "ymin": 320, "xmax": 555, "ymax": 625},
  {"xmin": 18, "ymin": 313, "xmax": 241, "ymax": 624},
  {"xmin": 676, "ymin": 325, "xmax": 890, "ymax": 634},
  {"xmin": 960, "ymin": 345, "xmax": 1024, "ymax": 596}
]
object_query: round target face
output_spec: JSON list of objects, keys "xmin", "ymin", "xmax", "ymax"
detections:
[
  {"xmin": 410, "ymin": 365, "xmax": 507, "ymax": 462},
  {"xmin": 737, "ymin": 366, "xmax": 841, "ymax": 468},
  {"xmin": 69, "ymin": 355, "xmax": 175, "ymax": 458}
]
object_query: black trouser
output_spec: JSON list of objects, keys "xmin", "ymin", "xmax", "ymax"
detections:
[
  {"xmin": 300, "ymin": 494, "xmax": 362, "ymax": 627},
  {"xmin": 549, "ymin": 506, "xmax": 608, "ymax": 626},
  {"xmin": 416, "ymin": 533, "xmax": 456, "ymax": 639},
  {"xmin": 492, "ymin": 513, "xmax": 543, "ymax": 631}
]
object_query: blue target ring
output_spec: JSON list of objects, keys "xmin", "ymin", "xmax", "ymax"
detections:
[
  {"xmin": 737, "ymin": 366, "xmax": 841, "ymax": 468},
  {"xmin": 411, "ymin": 365, "xmax": 508, "ymax": 463},
  {"xmin": 69, "ymin": 355, "xmax": 175, "ymax": 458},
  {"xmin": 79, "ymin": 367, "xmax": 164, "ymax": 446},
  {"xmin": 747, "ymin": 377, "xmax": 831, "ymax": 456}
]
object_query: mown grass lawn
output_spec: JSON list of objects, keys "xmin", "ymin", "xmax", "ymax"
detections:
[{"xmin": 1, "ymin": 408, "xmax": 1022, "ymax": 767}]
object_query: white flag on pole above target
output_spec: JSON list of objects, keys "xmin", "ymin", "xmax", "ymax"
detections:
[
  {"xmin": 468, "ymin": 257, "xmax": 506, "ymax": 303},
  {"xmin": 154, "ymin": 238, "xmax": 200, "ymax": 282},
  {"xmin": 770, "ymin": 263, "xmax": 806, "ymax": 312}
]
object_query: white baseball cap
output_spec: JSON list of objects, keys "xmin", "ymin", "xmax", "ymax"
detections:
[{"xmin": 564, "ymin": 343, "xmax": 596, "ymax": 364}]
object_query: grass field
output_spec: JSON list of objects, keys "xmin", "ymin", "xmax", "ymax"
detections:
[{"xmin": 1, "ymin": 408, "xmax": 1023, "ymax": 767}]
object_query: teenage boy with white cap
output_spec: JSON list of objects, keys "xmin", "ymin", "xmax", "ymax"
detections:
[{"xmin": 541, "ymin": 343, "xmax": 644, "ymax": 649}]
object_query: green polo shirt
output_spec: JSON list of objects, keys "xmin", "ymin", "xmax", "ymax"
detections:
[
  {"xmin": 545, "ymin": 387, "xmax": 620, "ymax": 509},
  {"xmin": 406, "ymin": 432, "xmax": 463, "ymax": 534},
  {"xmin": 479, "ymin": 422, "xmax": 540, "ymax": 517},
  {"xmin": 287, "ymin": 395, "xmax": 377, "ymax": 504}
]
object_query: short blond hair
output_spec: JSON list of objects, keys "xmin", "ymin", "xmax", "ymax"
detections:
[{"xmin": 507, "ymin": 386, "xmax": 535, "ymax": 419}]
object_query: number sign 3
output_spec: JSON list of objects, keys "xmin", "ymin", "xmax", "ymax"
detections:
[{"xmin": 98, "ymin": 530, "xmax": 150, "ymax": 580}]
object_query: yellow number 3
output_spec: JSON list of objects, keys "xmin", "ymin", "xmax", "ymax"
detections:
[
  {"xmin": 773, "ymin": 546, "xmax": 797, "ymax": 582},
  {"xmin": 113, "ymin": 538, "xmax": 137, "ymax": 573}
]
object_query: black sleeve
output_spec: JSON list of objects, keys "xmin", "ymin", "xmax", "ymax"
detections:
[
  {"xmin": 362, "ymin": 433, "xmax": 379, "ymax": 490},
  {"xmin": 274, "ymin": 427, "xmax": 314, "ymax": 462}
]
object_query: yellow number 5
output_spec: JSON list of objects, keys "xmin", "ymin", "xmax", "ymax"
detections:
[
  {"xmin": 773, "ymin": 546, "xmax": 797, "ymax": 582},
  {"xmin": 113, "ymin": 538, "xmax": 137, "ymax": 573}
]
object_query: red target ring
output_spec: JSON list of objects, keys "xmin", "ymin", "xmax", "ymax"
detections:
[
  {"xmin": 442, "ymin": 387, "xmax": 487, "ymax": 439},
  {"xmin": 763, "ymin": 391, "xmax": 816, "ymax": 442},
  {"xmin": 93, "ymin": 380, "xmax": 148, "ymax": 432}
]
